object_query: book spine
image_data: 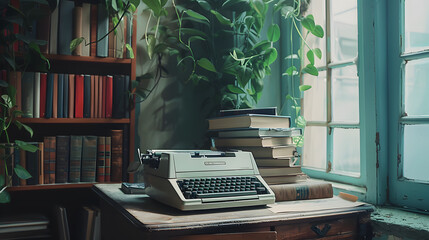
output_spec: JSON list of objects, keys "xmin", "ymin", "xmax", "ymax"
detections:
[
  {"xmin": 72, "ymin": 6, "xmax": 83, "ymax": 56},
  {"xmin": 75, "ymin": 74, "xmax": 84, "ymax": 118},
  {"xmin": 269, "ymin": 183, "xmax": 333, "ymax": 201},
  {"xmin": 43, "ymin": 137, "xmax": 50, "ymax": 184},
  {"xmin": 105, "ymin": 75, "xmax": 113, "ymax": 118},
  {"xmin": 58, "ymin": 0, "xmax": 75, "ymax": 55},
  {"xmin": 38, "ymin": 142, "xmax": 44, "ymax": 184},
  {"xmin": 112, "ymin": 75, "xmax": 125, "ymax": 118},
  {"xmin": 39, "ymin": 73, "xmax": 47, "ymax": 118},
  {"xmin": 122, "ymin": 125, "xmax": 129, "ymax": 182},
  {"xmin": 57, "ymin": 74, "xmax": 64, "ymax": 118},
  {"xmin": 49, "ymin": 2, "xmax": 59, "ymax": 54},
  {"xmin": 48, "ymin": 136, "xmax": 56, "ymax": 184},
  {"xmin": 26, "ymin": 143, "xmax": 39, "ymax": 185},
  {"xmin": 63, "ymin": 74, "xmax": 69, "ymax": 118},
  {"xmin": 100, "ymin": 76, "xmax": 105, "ymax": 118},
  {"xmin": 52, "ymin": 73, "xmax": 58, "ymax": 118},
  {"xmin": 105, "ymin": 136, "xmax": 111, "ymax": 182},
  {"xmin": 21, "ymin": 72, "xmax": 34, "ymax": 118},
  {"xmin": 33, "ymin": 72, "xmax": 40, "ymax": 118},
  {"xmin": 55, "ymin": 136, "xmax": 70, "ymax": 183},
  {"xmin": 124, "ymin": 75, "xmax": 130, "ymax": 118},
  {"xmin": 110, "ymin": 130, "xmax": 123, "ymax": 182},
  {"xmin": 90, "ymin": 75, "xmax": 95, "ymax": 117},
  {"xmin": 81, "ymin": 3, "xmax": 91, "ymax": 56},
  {"xmin": 96, "ymin": 3, "xmax": 109, "ymax": 57},
  {"xmin": 69, "ymin": 135, "xmax": 83, "ymax": 183},
  {"xmin": 94, "ymin": 75, "xmax": 99, "ymax": 118},
  {"xmin": 68, "ymin": 74, "xmax": 75, "ymax": 118},
  {"xmin": 108, "ymin": 18, "xmax": 115, "ymax": 58},
  {"xmin": 90, "ymin": 3, "xmax": 98, "ymax": 57},
  {"xmin": 83, "ymin": 75, "xmax": 91, "ymax": 118},
  {"xmin": 97, "ymin": 136, "xmax": 106, "ymax": 182},
  {"xmin": 81, "ymin": 136, "xmax": 97, "ymax": 182},
  {"xmin": 45, "ymin": 73, "xmax": 54, "ymax": 118}
]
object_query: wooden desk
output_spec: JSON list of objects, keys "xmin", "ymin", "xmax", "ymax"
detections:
[{"xmin": 93, "ymin": 184, "xmax": 373, "ymax": 240}]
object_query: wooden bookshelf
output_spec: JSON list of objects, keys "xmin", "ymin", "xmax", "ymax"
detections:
[
  {"xmin": 17, "ymin": 118, "xmax": 131, "ymax": 124},
  {"xmin": 7, "ymin": 183, "xmax": 95, "ymax": 192}
]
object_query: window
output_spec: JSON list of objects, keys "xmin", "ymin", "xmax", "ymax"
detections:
[
  {"xmin": 301, "ymin": 0, "xmax": 363, "ymax": 185},
  {"xmin": 388, "ymin": 0, "xmax": 429, "ymax": 211}
]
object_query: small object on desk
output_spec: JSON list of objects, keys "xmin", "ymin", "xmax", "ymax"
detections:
[
  {"xmin": 338, "ymin": 192, "xmax": 358, "ymax": 202},
  {"xmin": 121, "ymin": 182, "xmax": 146, "ymax": 194}
]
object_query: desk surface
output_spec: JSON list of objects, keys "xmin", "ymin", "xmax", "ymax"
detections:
[{"xmin": 93, "ymin": 184, "xmax": 374, "ymax": 235}]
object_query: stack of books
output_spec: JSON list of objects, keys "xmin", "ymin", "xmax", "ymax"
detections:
[
  {"xmin": 208, "ymin": 108, "xmax": 334, "ymax": 202},
  {"xmin": 0, "ymin": 214, "xmax": 51, "ymax": 239},
  {"xmin": 208, "ymin": 108, "xmax": 307, "ymax": 185}
]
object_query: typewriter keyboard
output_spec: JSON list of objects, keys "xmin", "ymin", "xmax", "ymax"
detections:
[{"xmin": 177, "ymin": 176, "xmax": 269, "ymax": 199}]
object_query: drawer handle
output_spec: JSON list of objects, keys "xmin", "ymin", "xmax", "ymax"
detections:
[{"xmin": 311, "ymin": 224, "xmax": 331, "ymax": 237}]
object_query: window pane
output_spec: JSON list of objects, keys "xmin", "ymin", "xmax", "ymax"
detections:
[
  {"xmin": 303, "ymin": 0, "xmax": 326, "ymax": 67},
  {"xmin": 403, "ymin": 125, "xmax": 429, "ymax": 182},
  {"xmin": 404, "ymin": 0, "xmax": 429, "ymax": 53},
  {"xmin": 330, "ymin": 0, "xmax": 358, "ymax": 62},
  {"xmin": 332, "ymin": 128, "xmax": 360, "ymax": 176},
  {"xmin": 303, "ymin": 126, "xmax": 327, "ymax": 170},
  {"xmin": 303, "ymin": 71, "xmax": 327, "ymax": 122},
  {"xmin": 404, "ymin": 59, "xmax": 429, "ymax": 116},
  {"xmin": 332, "ymin": 65, "xmax": 359, "ymax": 123}
]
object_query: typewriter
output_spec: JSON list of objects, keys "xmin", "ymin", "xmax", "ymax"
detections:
[{"xmin": 137, "ymin": 149, "xmax": 275, "ymax": 211}]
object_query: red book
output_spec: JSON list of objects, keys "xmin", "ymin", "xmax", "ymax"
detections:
[
  {"xmin": 39, "ymin": 73, "xmax": 47, "ymax": 118},
  {"xmin": 102, "ymin": 76, "xmax": 106, "ymax": 118},
  {"xmin": 75, "ymin": 74, "xmax": 84, "ymax": 118},
  {"xmin": 90, "ymin": 75, "xmax": 95, "ymax": 117},
  {"xmin": 99, "ymin": 75, "xmax": 103, "ymax": 118},
  {"xmin": 105, "ymin": 75, "xmax": 113, "ymax": 118},
  {"xmin": 69, "ymin": 74, "xmax": 75, "ymax": 118}
]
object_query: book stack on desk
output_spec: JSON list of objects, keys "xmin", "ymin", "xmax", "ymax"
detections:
[{"xmin": 208, "ymin": 108, "xmax": 307, "ymax": 185}]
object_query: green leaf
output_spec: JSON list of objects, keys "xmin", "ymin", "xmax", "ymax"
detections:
[
  {"xmin": 307, "ymin": 50, "xmax": 314, "ymax": 65},
  {"xmin": 14, "ymin": 164, "xmax": 32, "ymax": 180},
  {"xmin": 302, "ymin": 64, "xmax": 319, "ymax": 76},
  {"xmin": 1, "ymin": 95, "xmax": 12, "ymax": 109},
  {"xmin": 314, "ymin": 48, "xmax": 322, "ymax": 59},
  {"xmin": 129, "ymin": 0, "xmax": 141, "ymax": 8},
  {"xmin": 283, "ymin": 66, "xmax": 298, "ymax": 76},
  {"xmin": 197, "ymin": 58, "xmax": 216, "ymax": 72},
  {"xmin": 117, "ymin": 0, "xmax": 123, "ymax": 10},
  {"xmin": 18, "ymin": 122, "xmax": 33, "ymax": 137},
  {"xmin": 284, "ymin": 54, "xmax": 299, "ymax": 60},
  {"xmin": 70, "ymin": 37, "xmax": 85, "ymax": 52},
  {"xmin": 296, "ymin": 115, "xmax": 307, "ymax": 128},
  {"xmin": 244, "ymin": 16, "xmax": 255, "ymax": 29},
  {"xmin": 250, "ymin": 0, "xmax": 265, "ymax": 17},
  {"xmin": 15, "ymin": 140, "xmax": 38, "ymax": 152},
  {"xmin": 267, "ymin": 24, "xmax": 280, "ymax": 42},
  {"xmin": 185, "ymin": 10, "xmax": 209, "ymax": 22},
  {"xmin": 312, "ymin": 25, "xmax": 324, "ymax": 38},
  {"xmin": 301, "ymin": 14, "xmax": 315, "ymax": 31},
  {"xmin": 0, "ymin": 191, "xmax": 11, "ymax": 203},
  {"xmin": 280, "ymin": 6, "xmax": 295, "ymax": 18},
  {"xmin": 188, "ymin": 36, "xmax": 206, "ymax": 43},
  {"xmin": 227, "ymin": 84, "xmax": 246, "ymax": 94},
  {"xmin": 264, "ymin": 47, "xmax": 278, "ymax": 66},
  {"xmin": 210, "ymin": 10, "xmax": 232, "ymax": 26},
  {"xmin": 128, "ymin": 3, "xmax": 137, "ymax": 13},
  {"xmin": 293, "ymin": 135, "xmax": 304, "ymax": 147},
  {"xmin": 299, "ymin": 85, "xmax": 312, "ymax": 92},
  {"xmin": 285, "ymin": 94, "xmax": 294, "ymax": 101},
  {"xmin": 179, "ymin": 28, "xmax": 208, "ymax": 38},
  {"xmin": 147, "ymin": 34, "xmax": 156, "ymax": 59},
  {"xmin": 197, "ymin": 0, "xmax": 211, "ymax": 11},
  {"xmin": 111, "ymin": 0, "xmax": 118, "ymax": 11},
  {"xmin": 125, "ymin": 44, "xmax": 134, "ymax": 59},
  {"xmin": 252, "ymin": 40, "xmax": 270, "ymax": 51},
  {"xmin": 142, "ymin": 0, "xmax": 165, "ymax": 17}
]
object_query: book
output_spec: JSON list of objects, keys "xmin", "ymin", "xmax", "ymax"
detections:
[
  {"xmin": 26, "ymin": 142, "xmax": 42, "ymax": 185},
  {"xmin": 122, "ymin": 126, "xmax": 129, "ymax": 182},
  {"xmin": 94, "ymin": 75, "xmax": 99, "ymax": 118},
  {"xmin": 258, "ymin": 166, "xmax": 302, "ymax": 177},
  {"xmin": 38, "ymin": 142, "xmax": 44, "ymax": 184},
  {"xmin": 90, "ymin": 75, "xmax": 95, "ymax": 117},
  {"xmin": 58, "ymin": 0, "xmax": 75, "ymax": 55},
  {"xmin": 45, "ymin": 136, "xmax": 56, "ymax": 184},
  {"xmin": 63, "ymin": 73, "xmax": 69, "ymax": 118},
  {"xmin": 68, "ymin": 74, "xmax": 75, "ymax": 118},
  {"xmin": 43, "ymin": 137, "xmax": 50, "ymax": 184},
  {"xmin": 114, "ymin": 18, "xmax": 125, "ymax": 58},
  {"xmin": 105, "ymin": 75, "xmax": 113, "ymax": 118},
  {"xmin": 263, "ymin": 173, "xmax": 307, "ymax": 185},
  {"xmin": 76, "ymin": 206, "xmax": 95, "ymax": 240},
  {"xmin": 101, "ymin": 76, "xmax": 106, "ymax": 118},
  {"xmin": 96, "ymin": 136, "xmax": 105, "ymax": 183},
  {"xmin": 255, "ymin": 158, "xmax": 293, "ymax": 167},
  {"xmin": 21, "ymin": 72, "xmax": 34, "ymax": 118},
  {"xmin": 121, "ymin": 182, "xmax": 146, "ymax": 194},
  {"xmin": 108, "ymin": 18, "xmax": 115, "ymax": 58},
  {"xmin": 269, "ymin": 179, "xmax": 333, "ymax": 201},
  {"xmin": 53, "ymin": 73, "xmax": 58, "ymax": 118},
  {"xmin": 83, "ymin": 75, "xmax": 91, "ymax": 118},
  {"xmin": 110, "ymin": 129, "xmax": 122, "ymax": 182},
  {"xmin": 72, "ymin": 6, "xmax": 83, "ymax": 56},
  {"xmin": 81, "ymin": 3, "xmax": 91, "ymax": 56},
  {"xmin": 75, "ymin": 74, "xmax": 84, "ymax": 118},
  {"xmin": 81, "ymin": 136, "xmax": 97, "ymax": 182},
  {"xmin": 241, "ymin": 146, "xmax": 297, "ymax": 158},
  {"xmin": 0, "ymin": 214, "xmax": 50, "ymax": 236},
  {"xmin": 96, "ymin": 2, "xmax": 109, "ymax": 57},
  {"xmin": 57, "ymin": 74, "xmax": 64, "ymax": 118},
  {"xmin": 208, "ymin": 114, "xmax": 291, "ymax": 130},
  {"xmin": 39, "ymin": 73, "xmax": 47, "ymax": 118},
  {"xmin": 69, "ymin": 136, "xmax": 83, "ymax": 183},
  {"xmin": 112, "ymin": 75, "xmax": 125, "ymax": 118},
  {"xmin": 45, "ymin": 73, "xmax": 54, "ymax": 118},
  {"xmin": 219, "ymin": 107, "xmax": 277, "ymax": 117},
  {"xmin": 90, "ymin": 3, "xmax": 98, "ymax": 57},
  {"xmin": 56, "ymin": 136, "xmax": 70, "ymax": 183},
  {"xmin": 33, "ymin": 72, "xmax": 40, "ymax": 118},
  {"xmin": 49, "ymin": 3, "xmax": 59, "ymax": 54},
  {"xmin": 217, "ymin": 128, "xmax": 302, "ymax": 138},
  {"xmin": 105, "ymin": 136, "xmax": 111, "ymax": 182},
  {"xmin": 55, "ymin": 206, "xmax": 70, "ymax": 240},
  {"xmin": 214, "ymin": 137, "xmax": 293, "ymax": 147}
]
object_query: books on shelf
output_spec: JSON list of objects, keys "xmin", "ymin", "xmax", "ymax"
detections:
[
  {"xmin": 110, "ymin": 129, "xmax": 123, "ymax": 182},
  {"xmin": 0, "ymin": 214, "xmax": 51, "ymax": 239},
  {"xmin": 214, "ymin": 137, "xmax": 293, "ymax": 147},
  {"xmin": 254, "ymin": 158, "xmax": 294, "ymax": 167},
  {"xmin": 218, "ymin": 107, "xmax": 277, "ymax": 117},
  {"xmin": 269, "ymin": 179, "xmax": 333, "ymax": 201},
  {"xmin": 240, "ymin": 146, "xmax": 297, "ymax": 158},
  {"xmin": 208, "ymin": 114, "xmax": 291, "ymax": 130},
  {"xmin": 258, "ymin": 166, "xmax": 302, "ymax": 177},
  {"xmin": 217, "ymin": 127, "xmax": 302, "ymax": 138}
]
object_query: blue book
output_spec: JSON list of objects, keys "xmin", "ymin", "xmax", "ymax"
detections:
[
  {"xmin": 63, "ymin": 74, "xmax": 69, "ymax": 118},
  {"xmin": 57, "ymin": 74, "xmax": 64, "ymax": 118},
  {"xmin": 21, "ymin": 72, "xmax": 34, "ymax": 118},
  {"xmin": 96, "ymin": 3, "xmax": 109, "ymax": 57},
  {"xmin": 45, "ymin": 73, "xmax": 54, "ymax": 118},
  {"xmin": 83, "ymin": 75, "xmax": 91, "ymax": 118},
  {"xmin": 81, "ymin": 136, "xmax": 97, "ymax": 182},
  {"xmin": 58, "ymin": 0, "xmax": 75, "ymax": 55}
]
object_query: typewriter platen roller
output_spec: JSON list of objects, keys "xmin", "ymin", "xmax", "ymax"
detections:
[{"xmin": 138, "ymin": 150, "xmax": 275, "ymax": 211}]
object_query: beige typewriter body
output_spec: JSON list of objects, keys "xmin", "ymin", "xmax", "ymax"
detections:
[{"xmin": 142, "ymin": 150, "xmax": 275, "ymax": 211}]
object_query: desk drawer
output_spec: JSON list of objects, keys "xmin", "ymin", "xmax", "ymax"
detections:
[{"xmin": 275, "ymin": 216, "xmax": 358, "ymax": 240}]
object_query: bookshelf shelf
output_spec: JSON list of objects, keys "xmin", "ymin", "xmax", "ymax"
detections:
[
  {"xmin": 46, "ymin": 54, "xmax": 133, "ymax": 64},
  {"xmin": 7, "ymin": 183, "xmax": 96, "ymax": 192},
  {"xmin": 17, "ymin": 118, "xmax": 131, "ymax": 124}
]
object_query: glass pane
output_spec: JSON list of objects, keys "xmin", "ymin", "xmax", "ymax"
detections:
[
  {"xmin": 404, "ymin": 59, "xmax": 429, "ymax": 116},
  {"xmin": 330, "ymin": 0, "xmax": 358, "ymax": 62},
  {"xmin": 303, "ymin": 71, "xmax": 327, "ymax": 122},
  {"xmin": 332, "ymin": 65, "xmax": 359, "ymax": 123},
  {"xmin": 303, "ymin": 126, "xmax": 327, "ymax": 170},
  {"xmin": 403, "ymin": 125, "xmax": 429, "ymax": 182},
  {"xmin": 404, "ymin": 0, "xmax": 429, "ymax": 53},
  {"xmin": 332, "ymin": 128, "xmax": 360, "ymax": 176},
  {"xmin": 303, "ymin": 0, "xmax": 326, "ymax": 67}
]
